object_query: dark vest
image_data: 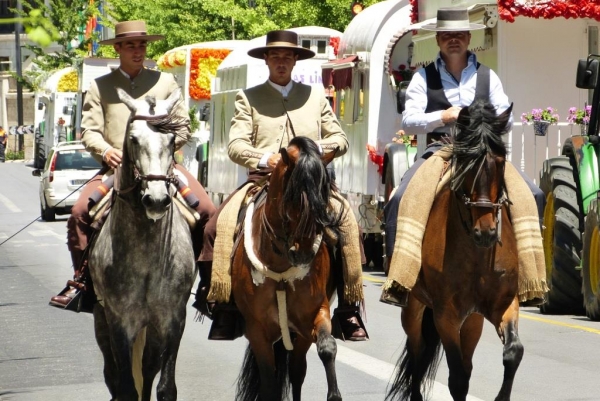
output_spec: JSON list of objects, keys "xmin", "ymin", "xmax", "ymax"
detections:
[
  {"xmin": 424, "ymin": 61, "xmax": 490, "ymax": 112},
  {"xmin": 424, "ymin": 61, "xmax": 490, "ymax": 143}
]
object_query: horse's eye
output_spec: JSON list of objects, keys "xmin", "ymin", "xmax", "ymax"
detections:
[{"xmin": 130, "ymin": 134, "xmax": 140, "ymax": 145}]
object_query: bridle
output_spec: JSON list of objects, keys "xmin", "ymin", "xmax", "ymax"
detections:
[
  {"xmin": 114, "ymin": 115, "xmax": 177, "ymax": 197},
  {"xmin": 454, "ymin": 154, "xmax": 512, "ymax": 243}
]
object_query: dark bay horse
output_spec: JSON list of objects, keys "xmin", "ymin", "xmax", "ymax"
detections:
[
  {"xmin": 89, "ymin": 88, "xmax": 196, "ymax": 401},
  {"xmin": 386, "ymin": 100, "xmax": 523, "ymax": 401},
  {"xmin": 232, "ymin": 136, "xmax": 343, "ymax": 401}
]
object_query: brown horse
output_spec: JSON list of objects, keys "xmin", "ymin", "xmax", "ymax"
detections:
[
  {"xmin": 232, "ymin": 136, "xmax": 343, "ymax": 401},
  {"xmin": 386, "ymin": 100, "xmax": 523, "ymax": 401}
]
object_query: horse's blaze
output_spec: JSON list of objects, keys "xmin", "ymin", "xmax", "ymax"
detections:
[
  {"xmin": 542, "ymin": 192, "xmax": 556, "ymax": 281},
  {"xmin": 590, "ymin": 226, "xmax": 600, "ymax": 296}
]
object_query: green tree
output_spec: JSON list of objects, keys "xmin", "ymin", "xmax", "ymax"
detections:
[
  {"xmin": 105, "ymin": 0, "xmax": 381, "ymax": 58},
  {"xmin": 13, "ymin": 0, "xmax": 100, "ymax": 89}
]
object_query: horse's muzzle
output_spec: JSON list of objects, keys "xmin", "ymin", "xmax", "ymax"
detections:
[
  {"xmin": 141, "ymin": 192, "xmax": 172, "ymax": 220},
  {"xmin": 473, "ymin": 226, "xmax": 497, "ymax": 248}
]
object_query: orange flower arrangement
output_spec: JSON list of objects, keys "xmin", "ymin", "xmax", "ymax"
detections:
[
  {"xmin": 189, "ymin": 48, "xmax": 231, "ymax": 100},
  {"xmin": 157, "ymin": 50, "xmax": 186, "ymax": 69}
]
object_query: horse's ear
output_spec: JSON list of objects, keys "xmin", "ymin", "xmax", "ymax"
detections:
[
  {"xmin": 321, "ymin": 147, "xmax": 338, "ymax": 166},
  {"xmin": 116, "ymin": 87, "xmax": 136, "ymax": 113},
  {"xmin": 279, "ymin": 147, "xmax": 290, "ymax": 166},
  {"xmin": 165, "ymin": 88, "xmax": 182, "ymax": 113},
  {"xmin": 497, "ymin": 102, "xmax": 514, "ymax": 132}
]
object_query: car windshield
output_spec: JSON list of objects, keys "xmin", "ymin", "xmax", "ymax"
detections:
[{"xmin": 54, "ymin": 149, "xmax": 101, "ymax": 171}]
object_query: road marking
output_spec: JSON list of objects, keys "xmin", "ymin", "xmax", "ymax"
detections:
[
  {"xmin": 0, "ymin": 193, "xmax": 22, "ymax": 213},
  {"xmin": 520, "ymin": 313, "xmax": 600, "ymax": 335},
  {"xmin": 363, "ymin": 275, "xmax": 385, "ymax": 284},
  {"xmin": 334, "ymin": 344, "xmax": 485, "ymax": 401},
  {"xmin": 28, "ymin": 229, "xmax": 66, "ymax": 241},
  {"xmin": 363, "ymin": 274, "xmax": 600, "ymax": 336}
]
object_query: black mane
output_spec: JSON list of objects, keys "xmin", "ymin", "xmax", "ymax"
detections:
[{"xmin": 451, "ymin": 99, "xmax": 512, "ymax": 190}]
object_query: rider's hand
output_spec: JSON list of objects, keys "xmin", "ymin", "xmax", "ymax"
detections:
[
  {"xmin": 441, "ymin": 106, "xmax": 462, "ymax": 125},
  {"xmin": 267, "ymin": 153, "xmax": 282, "ymax": 169},
  {"xmin": 103, "ymin": 148, "xmax": 122, "ymax": 168}
]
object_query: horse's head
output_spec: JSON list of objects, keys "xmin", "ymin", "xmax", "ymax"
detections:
[
  {"xmin": 451, "ymin": 99, "xmax": 513, "ymax": 247},
  {"xmin": 116, "ymin": 87, "xmax": 182, "ymax": 221},
  {"xmin": 267, "ymin": 136, "xmax": 338, "ymax": 266}
]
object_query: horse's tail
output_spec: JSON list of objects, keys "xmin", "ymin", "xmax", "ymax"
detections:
[
  {"xmin": 236, "ymin": 339, "xmax": 290, "ymax": 401},
  {"xmin": 385, "ymin": 308, "xmax": 442, "ymax": 401},
  {"xmin": 132, "ymin": 327, "xmax": 146, "ymax": 397}
]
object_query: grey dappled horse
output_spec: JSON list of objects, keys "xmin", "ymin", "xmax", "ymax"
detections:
[{"xmin": 89, "ymin": 88, "xmax": 195, "ymax": 401}]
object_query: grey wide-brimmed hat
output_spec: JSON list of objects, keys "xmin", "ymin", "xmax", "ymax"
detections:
[
  {"xmin": 421, "ymin": 8, "xmax": 485, "ymax": 32},
  {"xmin": 247, "ymin": 30, "xmax": 315, "ymax": 60},
  {"xmin": 99, "ymin": 20, "xmax": 164, "ymax": 45}
]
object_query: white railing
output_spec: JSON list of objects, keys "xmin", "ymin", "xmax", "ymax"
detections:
[{"xmin": 507, "ymin": 122, "xmax": 582, "ymax": 184}]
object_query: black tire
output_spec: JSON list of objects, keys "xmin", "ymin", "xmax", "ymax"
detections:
[
  {"xmin": 539, "ymin": 156, "xmax": 584, "ymax": 314},
  {"xmin": 42, "ymin": 198, "xmax": 56, "ymax": 222},
  {"xmin": 582, "ymin": 198, "xmax": 600, "ymax": 320}
]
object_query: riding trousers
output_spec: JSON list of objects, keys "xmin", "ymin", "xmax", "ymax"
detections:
[
  {"xmin": 383, "ymin": 142, "xmax": 546, "ymax": 263},
  {"xmin": 67, "ymin": 164, "xmax": 216, "ymax": 270}
]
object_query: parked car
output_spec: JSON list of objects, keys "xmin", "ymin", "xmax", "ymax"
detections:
[{"xmin": 32, "ymin": 141, "xmax": 101, "ymax": 221}]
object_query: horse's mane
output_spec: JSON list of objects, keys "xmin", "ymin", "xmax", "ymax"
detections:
[
  {"xmin": 450, "ymin": 99, "xmax": 512, "ymax": 191},
  {"xmin": 127, "ymin": 96, "xmax": 189, "ymax": 142},
  {"xmin": 282, "ymin": 136, "xmax": 340, "ymax": 235}
]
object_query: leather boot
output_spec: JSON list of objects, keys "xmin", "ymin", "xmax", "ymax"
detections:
[
  {"xmin": 49, "ymin": 249, "xmax": 84, "ymax": 309},
  {"xmin": 379, "ymin": 281, "xmax": 410, "ymax": 307},
  {"xmin": 192, "ymin": 261, "xmax": 213, "ymax": 317},
  {"xmin": 208, "ymin": 303, "xmax": 244, "ymax": 341},
  {"xmin": 332, "ymin": 304, "xmax": 368, "ymax": 341}
]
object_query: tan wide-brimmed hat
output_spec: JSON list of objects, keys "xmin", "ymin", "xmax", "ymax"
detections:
[
  {"xmin": 99, "ymin": 20, "xmax": 164, "ymax": 45},
  {"xmin": 247, "ymin": 30, "xmax": 315, "ymax": 60},
  {"xmin": 421, "ymin": 8, "xmax": 485, "ymax": 32}
]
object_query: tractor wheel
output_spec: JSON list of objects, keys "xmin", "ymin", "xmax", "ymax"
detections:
[
  {"xmin": 582, "ymin": 198, "xmax": 600, "ymax": 320},
  {"xmin": 538, "ymin": 156, "xmax": 584, "ymax": 314}
]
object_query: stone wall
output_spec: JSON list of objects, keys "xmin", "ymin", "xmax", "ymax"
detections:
[
  {"xmin": 4, "ymin": 95, "xmax": 36, "ymax": 126},
  {"xmin": 5, "ymin": 133, "xmax": 34, "ymax": 160}
]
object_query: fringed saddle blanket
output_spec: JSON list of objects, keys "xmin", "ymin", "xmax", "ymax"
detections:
[{"xmin": 383, "ymin": 147, "xmax": 548, "ymax": 302}]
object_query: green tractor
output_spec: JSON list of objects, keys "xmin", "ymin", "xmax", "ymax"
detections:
[{"xmin": 539, "ymin": 56, "xmax": 600, "ymax": 319}]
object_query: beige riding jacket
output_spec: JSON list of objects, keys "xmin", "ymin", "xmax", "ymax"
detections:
[
  {"xmin": 228, "ymin": 81, "xmax": 348, "ymax": 170},
  {"xmin": 81, "ymin": 68, "xmax": 190, "ymax": 163}
]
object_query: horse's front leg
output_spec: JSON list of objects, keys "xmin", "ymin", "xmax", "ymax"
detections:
[
  {"xmin": 288, "ymin": 336, "xmax": 311, "ymax": 401},
  {"xmin": 106, "ymin": 314, "xmax": 142, "ymax": 401},
  {"xmin": 155, "ymin": 306, "xmax": 187, "ymax": 401},
  {"xmin": 492, "ymin": 298, "xmax": 524, "ymax": 401},
  {"xmin": 314, "ymin": 303, "xmax": 342, "ymax": 401},
  {"xmin": 434, "ymin": 308, "xmax": 471, "ymax": 401},
  {"xmin": 93, "ymin": 304, "xmax": 118, "ymax": 399}
]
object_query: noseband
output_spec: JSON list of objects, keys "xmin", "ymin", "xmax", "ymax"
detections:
[{"xmin": 455, "ymin": 155, "xmax": 511, "ymax": 243}]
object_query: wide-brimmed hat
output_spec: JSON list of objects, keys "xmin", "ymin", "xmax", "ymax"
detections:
[
  {"xmin": 421, "ymin": 8, "xmax": 485, "ymax": 32},
  {"xmin": 99, "ymin": 20, "xmax": 164, "ymax": 45},
  {"xmin": 247, "ymin": 30, "xmax": 315, "ymax": 60}
]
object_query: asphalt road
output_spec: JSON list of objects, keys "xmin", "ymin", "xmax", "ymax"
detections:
[{"xmin": 1, "ymin": 161, "xmax": 600, "ymax": 401}]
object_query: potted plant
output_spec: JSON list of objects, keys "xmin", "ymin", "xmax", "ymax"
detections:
[
  {"xmin": 520, "ymin": 107, "xmax": 560, "ymax": 136},
  {"xmin": 567, "ymin": 105, "xmax": 592, "ymax": 135}
]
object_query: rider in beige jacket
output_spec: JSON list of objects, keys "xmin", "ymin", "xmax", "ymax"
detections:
[{"xmin": 196, "ymin": 30, "xmax": 368, "ymax": 342}]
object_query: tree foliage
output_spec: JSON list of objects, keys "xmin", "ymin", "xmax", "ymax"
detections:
[
  {"xmin": 106, "ymin": 0, "xmax": 382, "ymax": 58},
  {"xmin": 12, "ymin": 0, "xmax": 100, "ymax": 90}
]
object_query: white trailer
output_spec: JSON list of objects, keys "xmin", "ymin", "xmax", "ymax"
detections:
[
  {"xmin": 205, "ymin": 26, "xmax": 342, "ymax": 204},
  {"xmin": 33, "ymin": 58, "xmax": 157, "ymax": 169},
  {"xmin": 157, "ymin": 41, "xmax": 249, "ymax": 174}
]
